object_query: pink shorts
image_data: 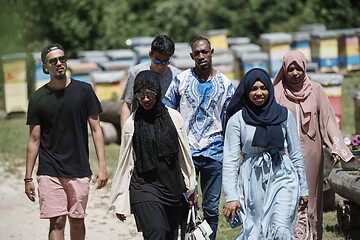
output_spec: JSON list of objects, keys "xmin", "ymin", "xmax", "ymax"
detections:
[{"xmin": 37, "ymin": 175, "xmax": 90, "ymax": 219}]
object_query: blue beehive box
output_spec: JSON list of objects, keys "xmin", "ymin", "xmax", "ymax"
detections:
[
  {"xmin": 290, "ymin": 32, "xmax": 311, "ymax": 62},
  {"xmin": 105, "ymin": 49, "xmax": 137, "ymax": 67},
  {"xmin": 32, "ymin": 52, "xmax": 49, "ymax": 89},
  {"xmin": 310, "ymin": 31, "xmax": 339, "ymax": 73},
  {"xmin": 260, "ymin": 32, "xmax": 292, "ymax": 77},
  {"xmin": 336, "ymin": 28, "xmax": 360, "ymax": 72},
  {"xmin": 133, "ymin": 46, "xmax": 150, "ymax": 64},
  {"xmin": 239, "ymin": 52, "xmax": 269, "ymax": 78}
]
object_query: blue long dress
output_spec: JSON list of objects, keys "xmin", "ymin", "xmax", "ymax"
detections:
[{"xmin": 223, "ymin": 109, "xmax": 308, "ymax": 240}]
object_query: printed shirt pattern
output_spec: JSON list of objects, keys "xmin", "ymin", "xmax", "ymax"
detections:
[{"xmin": 163, "ymin": 68, "xmax": 234, "ymax": 162}]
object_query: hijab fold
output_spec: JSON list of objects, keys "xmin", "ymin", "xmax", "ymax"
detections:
[
  {"xmin": 226, "ymin": 68, "xmax": 288, "ymax": 158},
  {"xmin": 132, "ymin": 70, "xmax": 178, "ymax": 173},
  {"xmin": 273, "ymin": 50, "xmax": 316, "ymax": 139}
]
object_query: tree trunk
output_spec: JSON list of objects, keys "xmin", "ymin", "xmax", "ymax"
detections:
[
  {"xmin": 99, "ymin": 100, "xmax": 121, "ymax": 144},
  {"xmin": 99, "ymin": 100, "xmax": 121, "ymax": 126},
  {"xmin": 101, "ymin": 122, "xmax": 120, "ymax": 145},
  {"xmin": 328, "ymin": 169, "xmax": 360, "ymax": 206}
]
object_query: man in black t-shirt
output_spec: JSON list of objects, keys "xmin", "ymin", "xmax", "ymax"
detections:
[{"xmin": 24, "ymin": 43, "xmax": 108, "ymax": 240}]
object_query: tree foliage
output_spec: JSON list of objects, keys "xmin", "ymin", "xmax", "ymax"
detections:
[
  {"xmin": 1, "ymin": 0, "xmax": 360, "ymax": 56},
  {"xmin": 311, "ymin": 0, "xmax": 360, "ymax": 29},
  {"xmin": 0, "ymin": 0, "xmax": 37, "ymax": 55},
  {"xmin": 151, "ymin": 0, "xmax": 208, "ymax": 43}
]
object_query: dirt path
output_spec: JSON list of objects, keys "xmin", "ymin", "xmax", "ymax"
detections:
[{"xmin": 0, "ymin": 167, "xmax": 142, "ymax": 239}]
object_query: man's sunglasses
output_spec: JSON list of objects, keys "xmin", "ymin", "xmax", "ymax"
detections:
[
  {"xmin": 46, "ymin": 56, "xmax": 67, "ymax": 65},
  {"xmin": 135, "ymin": 91, "xmax": 157, "ymax": 100},
  {"xmin": 152, "ymin": 59, "xmax": 171, "ymax": 66}
]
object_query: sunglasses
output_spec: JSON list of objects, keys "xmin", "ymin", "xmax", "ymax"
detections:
[
  {"xmin": 46, "ymin": 56, "xmax": 67, "ymax": 65},
  {"xmin": 152, "ymin": 59, "xmax": 171, "ymax": 66},
  {"xmin": 135, "ymin": 91, "xmax": 157, "ymax": 100}
]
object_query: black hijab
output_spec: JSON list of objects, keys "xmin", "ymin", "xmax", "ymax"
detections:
[
  {"xmin": 132, "ymin": 70, "xmax": 178, "ymax": 173},
  {"xmin": 226, "ymin": 68, "xmax": 288, "ymax": 156}
]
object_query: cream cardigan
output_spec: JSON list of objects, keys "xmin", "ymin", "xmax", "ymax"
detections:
[{"xmin": 109, "ymin": 107, "xmax": 196, "ymax": 215}]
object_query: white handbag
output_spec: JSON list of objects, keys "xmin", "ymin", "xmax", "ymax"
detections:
[{"xmin": 184, "ymin": 206, "xmax": 213, "ymax": 240}]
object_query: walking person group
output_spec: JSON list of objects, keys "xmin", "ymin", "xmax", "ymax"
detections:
[{"xmin": 25, "ymin": 35, "xmax": 358, "ymax": 240}]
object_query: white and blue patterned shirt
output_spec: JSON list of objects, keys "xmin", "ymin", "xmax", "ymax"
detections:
[{"xmin": 163, "ymin": 68, "xmax": 234, "ymax": 162}]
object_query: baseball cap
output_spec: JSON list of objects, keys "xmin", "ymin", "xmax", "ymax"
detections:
[{"xmin": 41, "ymin": 43, "xmax": 65, "ymax": 64}]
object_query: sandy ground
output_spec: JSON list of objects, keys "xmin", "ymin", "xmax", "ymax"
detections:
[{"xmin": 0, "ymin": 167, "xmax": 143, "ymax": 240}]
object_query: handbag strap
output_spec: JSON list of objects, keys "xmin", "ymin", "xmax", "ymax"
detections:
[
  {"xmin": 187, "ymin": 206, "xmax": 196, "ymax": 224},
  {"xmin": 186, "ymin": 208, "xmax": 191, "ymax": 225},
  {"xmin": 187, "ymin": 207, "xmax": 212, "ymax": 240}
]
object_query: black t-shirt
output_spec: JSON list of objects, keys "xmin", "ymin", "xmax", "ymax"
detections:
[{"xmin": 26, "ymin": 79, "xmax": 102, "ymax": 178}]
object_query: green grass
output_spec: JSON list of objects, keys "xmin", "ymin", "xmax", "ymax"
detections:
[
  {"xmin": 1, "ymin": 72, "xmax": 359, "ymax": 239},
  {"xmin": 0, "ymin": 113, "xmax": 28, "ymax": 175},
  {"xmin": 89, "ymin": 138, "xmax": 120, "ymax": 182},
  {"xmin": 323, "ymin": 211, "xmax": 344, "ymax": 240},
  {"xmin": 340, "ymin": 72, "xmax": 359, "ymax": 136}
]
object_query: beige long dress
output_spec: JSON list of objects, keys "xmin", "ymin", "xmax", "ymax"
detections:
[{"xmin": 274, "ymin": 81, "xmax": 353, "ymax": 240}]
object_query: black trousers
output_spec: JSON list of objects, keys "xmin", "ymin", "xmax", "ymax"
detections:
[
  {"xmin": 132, "ymin": 201, "xmax": 186, "ymax": 240},
  {"xmin": 142, "ymin": 228, "xmax": 178, "ymax": 240}
]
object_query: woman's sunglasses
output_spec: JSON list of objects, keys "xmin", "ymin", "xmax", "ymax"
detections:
[
  {"xmin": 46, "ymin": 56, "xmax": 67, "ymax": 65},
  {"xmin": 135, "ymin": 91, "xmax": 157, "ymax": 100}
]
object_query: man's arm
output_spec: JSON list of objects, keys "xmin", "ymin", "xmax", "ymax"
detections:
[
  {"xmin": 24, "ymin": 125, "xmax": 40, "ymax": 202},
  {"xmin": 120, "ymin": 100, "xmax": 131, "ymax": 131},
  {"xmin": 163, "ymin": 77, "xmax": 181, "ymax": 109},
  {"xmin": 120, "ymin": 66, "xmax": 137, "ymax": 130},
  {"xmin": 88, "ymin": 114, "xmax": 108, "ymax": 189}
]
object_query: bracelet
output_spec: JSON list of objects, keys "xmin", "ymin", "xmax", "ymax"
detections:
[{"xmin": 24, "ymin": 177, "xmax": 33, "ymax": 182}]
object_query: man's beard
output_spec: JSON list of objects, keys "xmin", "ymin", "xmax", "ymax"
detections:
[{"xmin": 55, "ymin": 73, "xmax": 66, "ymax": 80}]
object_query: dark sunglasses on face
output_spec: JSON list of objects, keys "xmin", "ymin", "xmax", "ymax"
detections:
[
  {"xmin": 46, "ymin": 56, "xmax": 67, "ymax": 65},
  {"xmin": 135, "ymin": 91, "xmax": 157, "ymax": 100},
  {"xmin": 152, "ymin": 59, "xmax": 171, "ymax": 66}
]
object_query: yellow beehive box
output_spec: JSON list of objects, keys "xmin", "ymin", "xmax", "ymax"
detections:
[
  {"xmin": 1, "ymin": 53, "xmax": 28, "ymax": 113},
  {"xmin": 90, "ymin": 71, "xmax": 125, "ymax": 101},
  {"xmin": 204, "ymin": 29, "xmax": 229, "ymax": 51}
]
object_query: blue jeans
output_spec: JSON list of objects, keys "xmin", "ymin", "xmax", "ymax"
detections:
[{"xmin": 193, "ymin": 156, "xmax": 222, "ymax": 240}]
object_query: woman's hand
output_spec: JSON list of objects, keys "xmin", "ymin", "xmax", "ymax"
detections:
[
  {"xmin": 223, "ymin": 201, "xmax": 240, "ymax": 222},
  {"xmin": 332, "ymin": 153, "xmax": 341, "ymax": 165},
  {"xmin": 116, "ymin": 213, "xmax": 127, "ymax": 222},
  {"xmin": 299, "ymin": 196, "xmax": 309, "ymax": 210}
]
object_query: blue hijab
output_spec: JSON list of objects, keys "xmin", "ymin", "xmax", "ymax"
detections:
[{"xmin": 226, "ymin": 68, "xmax": 288, "ymax": 155}]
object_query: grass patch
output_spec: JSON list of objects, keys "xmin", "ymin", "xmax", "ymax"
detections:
[
  {"xmin": 341, "ymin": 72, "xmax": 360, "ymax": 136},
  {"xmin": 323, "ymin": 211, "xmax": 344, "ymax": 240},
  {"xmin": 89, "ymin": 140, "xmax": 120, "ymax": 189},
  {"xmin": 194, "ymin": 189, "xmax": 240, "ymax": 240},
  {"xmin": 0, "ymin": 114, "xmax": 28, "ymax": 176}
]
